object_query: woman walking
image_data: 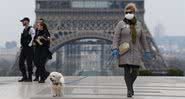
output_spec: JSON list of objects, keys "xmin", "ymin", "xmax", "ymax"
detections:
[
  {"xmin": 33, "ymin": 22, "xmax": 51, "ymax": 83},
  {"xmin": 112, "ymin": 3, "xmax": 153, "ymax": 97},
  {"xmin": 33, "ymin": 19, "xmax": 47, "ymax": 81}
]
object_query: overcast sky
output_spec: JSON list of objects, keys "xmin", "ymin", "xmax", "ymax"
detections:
[{"xmin": 0, "ymin": 0, "xmax": 185, "ymax": 46}]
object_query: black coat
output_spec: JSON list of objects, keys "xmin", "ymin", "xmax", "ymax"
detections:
[
  {"xmin": 34, "ymin": 29, "xmax": 50, "ymax": 47},
  {"xmin": 34, "ymin": 29, "xmax": 52, "ymax": 66}
]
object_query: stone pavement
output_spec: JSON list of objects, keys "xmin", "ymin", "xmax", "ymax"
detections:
[{"xmin": 1, "ymin": 76, "xmax": 185, "ymax": 99}]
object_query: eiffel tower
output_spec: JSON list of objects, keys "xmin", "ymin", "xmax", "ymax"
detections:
[{"xmin": 8, "ymin": 0, "xmax": 168, "ymax": 76}]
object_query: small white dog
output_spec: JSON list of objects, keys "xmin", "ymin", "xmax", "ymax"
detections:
[{"xmin": 49, "ymin": 72, "xmax": 65, "ymax": 97}]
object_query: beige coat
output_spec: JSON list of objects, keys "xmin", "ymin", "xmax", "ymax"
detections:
[{"xmin": 112, "ymin": 20, "xmax": 150, "ymax": 67}]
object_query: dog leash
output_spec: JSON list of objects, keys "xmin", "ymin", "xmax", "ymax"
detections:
[
  {"xmin": 64, "ymin": 49, "xmax": 115, "ymax": 85},
  {"xmin": 63, "ymin": 56, "xmax": 115, "ymax": 85},
  {"xmin": 63, "ymin": 76, "xmax": 89, "ymax": 85}
]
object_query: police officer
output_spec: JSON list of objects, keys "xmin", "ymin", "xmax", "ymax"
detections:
[{"xmin": 18, "ymin": 17, "xmax": 35, "ymax": 82}]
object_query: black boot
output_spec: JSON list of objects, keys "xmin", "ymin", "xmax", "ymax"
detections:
[
  {"xmin": 131, "ymin": 84, "xmax": 134, "ymax": 96},
  {"xmin": 124, "ymin": 66, "xmax": 133, "ymax": 98},
  {"xmin": 130, "ymin": 66, "xmax": 139, "ymax": 96},
  {"xmin": 34, "ymin": 68, "xmax": 39, "ymax": 81},
  {"xmin": 26, "ymin": 74, "xmax": 32, "ymax": 82},
  {"xmin": 43, "ymin": 71, "xmax": 50, "ymax": 81},
  {"xmin": 33, "ymin": 77, "xmax": 39, "ymax": 81},
  {"xmin": 33, "ymin": 71, "xmax": 39, "ymax": 81},
  {"xmin": 18, "ymin": 77, "xmax": 27, "ymax": 82},
  {"xmin": 127, "ymin": 84, "xmax": 133, "ymax": 97},
  {"xmin": 18, "ymin": 72, "xmax": 27, "ymax": 82},
  {"xmin": 38, "ymin": 80, "xmax": 45, "ymax": 83},
  {"xmin": 39, "ymin": 75, "xmax": 46, "ymax": 83},
  {"xmin": 127, "ymin": 91, "xmax": 133, "ymax": 98}
]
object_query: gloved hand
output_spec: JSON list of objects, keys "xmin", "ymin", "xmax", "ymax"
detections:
[
  {"xmin": 112, "ymin": 49, "xmax": 120, "ymax": 58},
  {"xmin": 143, "ymin": 52, "xmax": 153, "ymax": 61}
]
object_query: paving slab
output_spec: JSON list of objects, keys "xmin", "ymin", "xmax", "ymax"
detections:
[{"xmin": 1, "ymin": 76, "xmax": 185, "ymax": 99}]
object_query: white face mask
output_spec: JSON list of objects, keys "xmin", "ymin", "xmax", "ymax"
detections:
[{"xmin": 125, "ymin": 13, "xmax": 134, "ymax": 20}]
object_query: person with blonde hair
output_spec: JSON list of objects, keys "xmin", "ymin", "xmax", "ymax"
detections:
[{"xmin": 112, "ymin": 3, "xmax": 153, "ymax": 97}]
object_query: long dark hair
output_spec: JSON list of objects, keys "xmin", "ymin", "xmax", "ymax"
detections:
[
  {"xmin": 39, "ymin": 22, "xmax": 48, "ymax": 31},
  {"xmin": 38, "ymin": 22, "xmax": 50, "ymax": 39}
]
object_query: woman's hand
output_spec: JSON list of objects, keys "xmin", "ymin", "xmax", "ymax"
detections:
[
  {"xmin": 112, "ymin": 49, "xmax": 120, "ymax": 58},
  {"xmin": 36, "ymin": 36, "xmax": 43, "ymax": 45},
  {"xmin": 143, "ymin": 52, "xmax": 153, "ymax": 61}
]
